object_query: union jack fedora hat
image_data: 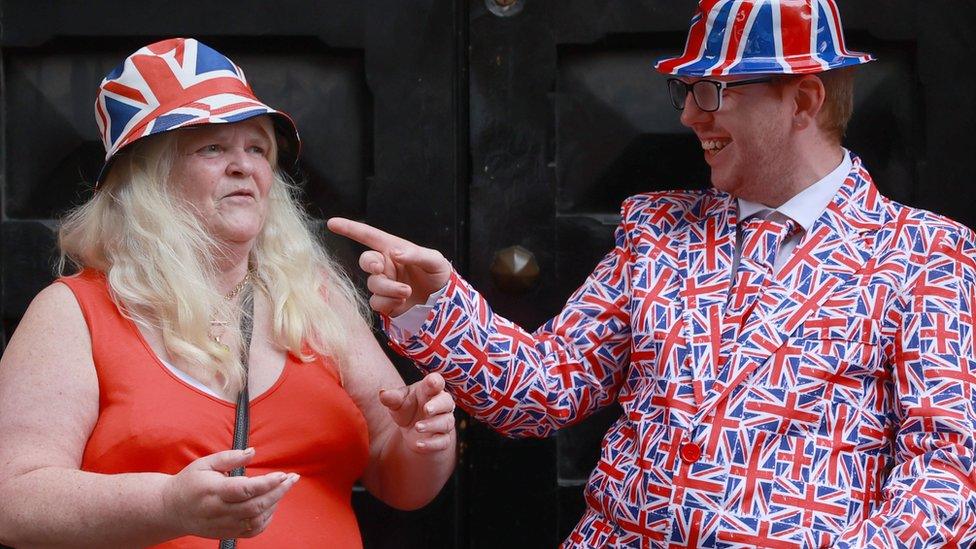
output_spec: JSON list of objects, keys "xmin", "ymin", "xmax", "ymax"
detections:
[
  {"xmin": 656, "ymin": 0, "xmax": 874, "ymax": 77},
  {"xmin": 94, "ymin": 37, "xmax": 301, "ymax": 185}
]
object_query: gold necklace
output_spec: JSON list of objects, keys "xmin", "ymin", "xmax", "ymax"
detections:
[
  {"xmin": 224, "ymin": 272, "xmax": 251, "ymax": 301},
  {"xmin": 211, "ymin": 272, "xmax": 252, "ymax": 346}
]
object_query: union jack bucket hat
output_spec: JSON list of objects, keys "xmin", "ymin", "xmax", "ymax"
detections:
[
  {"xmin": 655, "ymin": 0, "xmax": 875, "ymax": 77},
  {"xmin": 94, "ymin": 38, "xmax": 300, "ymax": 185}
]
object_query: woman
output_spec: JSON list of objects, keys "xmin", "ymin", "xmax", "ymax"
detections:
[{"xmin": 0, "ymin": 38, "xmax": 456, "ymax": 547}]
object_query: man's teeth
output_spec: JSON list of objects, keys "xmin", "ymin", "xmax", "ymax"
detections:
[{"xmin": 702, "ymin": 140, "xmax": 729, "ymax": 152}]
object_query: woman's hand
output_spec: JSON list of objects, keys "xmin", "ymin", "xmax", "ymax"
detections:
[
  {"xmin": 379, "ymin": 373, "xmax": 456, "ymax": 454},
  {"xmin": 161, "ymin": 448, "xmax": 299, "ymax": 539},
  {"xmin": 326, "ymin": 218, "xmax": 452, "ymax": 317}
]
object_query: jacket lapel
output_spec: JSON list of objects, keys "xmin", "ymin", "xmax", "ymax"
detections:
[
  {"xmin": 695, "ymin": 155, "xmax": 885, "ymax": 422},
  {"xmin": 679, "ymin": 191, "xmax": 737, "ymax": 404}
]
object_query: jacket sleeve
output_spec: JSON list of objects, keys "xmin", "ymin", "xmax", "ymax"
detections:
[
  {"xmin": 383, "ymin": 202, "xmax": 639, "ymax": 438},
  {"xmin": 834, "ymin": 231, "xmax": 976, "ymax": 547}
]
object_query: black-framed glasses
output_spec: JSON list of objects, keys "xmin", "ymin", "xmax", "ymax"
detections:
[{"xmin": 667, "ymin": 77, "xmax": 773, "ymax": 112}]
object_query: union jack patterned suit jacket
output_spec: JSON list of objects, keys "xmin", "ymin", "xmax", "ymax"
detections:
[{"xmin": 387, "ymin": 155, "xmax": 976, "ymax": 548}]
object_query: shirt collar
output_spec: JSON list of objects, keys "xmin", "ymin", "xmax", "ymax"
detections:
[{"xmin": 737, "ymin": 149, "xmax": 852, "ymax": 233}]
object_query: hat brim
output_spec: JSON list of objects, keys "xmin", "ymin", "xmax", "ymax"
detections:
[
  {"xmin": 96, "ymin": 102, "xmax": 301, "ymax": 187},
  {"xmin": 655, "ymin": 51, "xmax": 875, "ymax": 77}
]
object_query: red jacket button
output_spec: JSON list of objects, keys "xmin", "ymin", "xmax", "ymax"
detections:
[{"xmin": 680, "ymin": 442, "xmax": 701, "ymax": 463}]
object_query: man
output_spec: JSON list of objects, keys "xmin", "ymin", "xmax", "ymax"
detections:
[{"xmin": 330, "ymin": 1, "xmax": 976, "ymax": 546}]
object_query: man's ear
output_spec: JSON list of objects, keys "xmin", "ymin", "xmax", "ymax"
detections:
[{"xmin": 791, "ymin": 74, "xmax": 827, "ymax": 131}]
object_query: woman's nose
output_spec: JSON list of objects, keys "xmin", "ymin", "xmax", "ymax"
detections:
[{"xmin": 225, "ymin": 148, "xmax": 254, "ymax": 177}]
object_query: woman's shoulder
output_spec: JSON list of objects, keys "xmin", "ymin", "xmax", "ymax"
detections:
[
  {"xmin": 29, "ymin": 281, "xmax": 83, "ymax": 315},
  {"xmin": 10, "ymin": 278, "xmax": 92, "ymax": 356},
  {"xmin": 46, "ymin": 268, "xmax": 118, "ymax": 327},
  {"xmin": 55, "ymin": 268, "xmax": 111, "ymax": 301}
]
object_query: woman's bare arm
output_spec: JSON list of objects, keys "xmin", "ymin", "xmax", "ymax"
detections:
[{"xmin": 334, "ymin": 296, "xmax": 456, "ymax": 510}]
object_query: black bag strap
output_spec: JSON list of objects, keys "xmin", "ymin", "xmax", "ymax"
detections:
[{"xmin": 219, "ymin": 284, "xmax": 254, "ymax": 549}]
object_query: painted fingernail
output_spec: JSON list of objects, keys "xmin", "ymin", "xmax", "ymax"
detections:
[{"xmin": 416, "ymin": 422, "xmax": 427, "ymax": 432}]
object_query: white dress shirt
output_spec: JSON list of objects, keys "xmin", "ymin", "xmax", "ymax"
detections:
[{"xmin": 391, "ymin": 150, "xmax": 853, "ymax": 336}]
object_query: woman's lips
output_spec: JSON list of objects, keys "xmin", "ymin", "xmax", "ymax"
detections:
[{"xmin": 224, "ymin": 190, "xmax": 255, "ymax": 199}]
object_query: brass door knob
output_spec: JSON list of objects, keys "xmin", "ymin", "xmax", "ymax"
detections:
[
  {"xmin": 486, "ymin": 0, "xmax": 523, "ymax": 17},
  {"xmin": 490, "ymin": 245, "xmax": 540, "ymax": 293}
]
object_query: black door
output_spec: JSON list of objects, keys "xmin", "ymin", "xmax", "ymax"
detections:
[{"xmin": 3, "ymin": 1, "xmax": 976, "ymax": 548}]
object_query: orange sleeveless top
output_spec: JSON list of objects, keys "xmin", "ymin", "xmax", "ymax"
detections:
[{"xmin": 60, "ymin": 270, "xmax": 370, "ymax": 548}]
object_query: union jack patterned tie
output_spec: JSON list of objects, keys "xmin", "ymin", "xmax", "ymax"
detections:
[{"xmin": 727, "ymin": 213, "xmax": 797, "ymax": 326}]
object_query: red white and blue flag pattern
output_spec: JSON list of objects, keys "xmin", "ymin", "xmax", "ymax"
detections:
[
  {"xmin": 655, "ymin": 0, "xmax": 875, "ymax": 77},
  {"xmin": 94, "ymin": 38, "xmax": 295, "ymax": 177},
  {"xmin": 386, "ymin": 156, "xmax": 976, "ymax": 547}
]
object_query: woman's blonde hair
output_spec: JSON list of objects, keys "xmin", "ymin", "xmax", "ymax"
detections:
[{"xmin": 58, "ymin": 123, "xmax": 367, "ymax": 391}]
